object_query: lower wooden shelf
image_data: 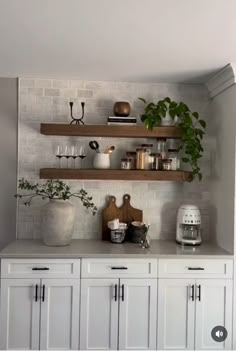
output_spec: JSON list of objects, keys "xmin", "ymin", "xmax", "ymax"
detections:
[{"xmin": 40, "ymin": 168, "xmax": 192, "ymax": 181}]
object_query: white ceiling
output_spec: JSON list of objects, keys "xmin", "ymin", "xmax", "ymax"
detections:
[{"xmin": 0, "ymin": 0, "xmax": 235, "ymax": 83}]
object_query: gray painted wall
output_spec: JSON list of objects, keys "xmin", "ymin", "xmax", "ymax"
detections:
[{"xmin": 0, "ymin": 78, "xmax": 17, "ymax": 248}]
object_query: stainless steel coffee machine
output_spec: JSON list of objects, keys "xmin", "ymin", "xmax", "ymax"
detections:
[{"xmin": 176, "ymin": 204, "xmax": 202, "ymax": 246}]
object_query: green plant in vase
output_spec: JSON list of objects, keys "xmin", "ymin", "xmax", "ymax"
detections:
[{"xmin": 139, "ymin": 97, "xmax": 206, "ymax": 180}]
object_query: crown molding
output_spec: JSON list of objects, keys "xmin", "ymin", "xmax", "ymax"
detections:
[{"xmin": 206, "ymin": 63, "xmax": 236, "ymax": 98}]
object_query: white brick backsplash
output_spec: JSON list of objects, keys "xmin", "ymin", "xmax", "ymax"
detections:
[
  {"xmin": 44, "ymin": 88, "xmax": 60, "ymax": 96},
  {"xmin": 17, "ymin": 78, "xmax": 211, "ymax": 241}
]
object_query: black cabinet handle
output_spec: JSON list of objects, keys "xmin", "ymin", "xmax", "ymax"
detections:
[
  {"xmin": 111, "ymin": 267, "xmax": 128, "ymax": 270},
  {"xmin": 197, "ymin": 285, "xmax": 201, "ymax": 301},
  {"xmin": 32, "ymin": 267, "xmax": 49, "ymax": 271},
  {"xmin": 121, "ymin": 284, "xmax": 125, "ymax": 301},
  {"xmin": 114, "ymin": 284, "xmax": 118, "ymax": 301},
  {"xmin": 187, "ymin": 267, "xmax": 204, "ymax": 271},
  {"xmin": 35, "ymin": 284, "xmax": 38, "ymax": 302},
  {"xmin": 42, "ymin": 285, "xmax": 45, "ymax": 302},
  {"xmin": 190, "ymin": 284, "xmax": 195, "ymax": 301}
]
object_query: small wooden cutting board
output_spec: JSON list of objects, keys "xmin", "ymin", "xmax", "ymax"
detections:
[{"xmin": 102, "ymin": 194, "xmax": 143, "ymax": 241}]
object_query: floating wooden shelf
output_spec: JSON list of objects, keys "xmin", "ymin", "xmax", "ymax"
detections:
[
  {"xmin": 40, "ymin": 168, "xmax": 192, "ymax": 182},
  {"xmin": 40, "ymin": 124, "xmax": 182, "ymax": 139}
]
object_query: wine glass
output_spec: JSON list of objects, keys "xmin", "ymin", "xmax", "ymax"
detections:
[
  {"xmin": 64, "ymin": 145, "xmax": 71, "ymax": 168},
  {"xmin": 56, "ymin": 145, "xmax": 63, "ymax": 168},
  {"xmin": 79, "ymin": 145, "xmax": 86, "ymax": 167},
  {"xmin": 71, "ymin": 146, "xmax": 79, "ymax": 169}
]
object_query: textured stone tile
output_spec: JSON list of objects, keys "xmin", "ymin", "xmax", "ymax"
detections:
[
  {"xmin": 53, "ymin": 80, "xmax": 69, "ymax": 88},
  {"xmin": 20, "ymin": 79, "xmax": 35, "ymax": 88},
  {"xmin": 35, "ymin": 79, "xmax": 52, "ymax": 88},
  {"xmin": 77, "ymin": 89, "xmax": 93, "ymax": 98},
  {"xmin": 28, "ymin": 88, "xmax": 43, "ymax": 96},
  {"xmin": 44, "ymin": 88, "xmax": 60, "ymax": 96}
]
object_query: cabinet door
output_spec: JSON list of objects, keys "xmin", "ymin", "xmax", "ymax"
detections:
[
  {"xmin": 157, "ymin": 279, "xmax": 195, "ymax": 350},
  {"xmin": 80, "ymin": 278, "xmax": 119, "ymax": 350},
  {"xmin": 195, "ymin": 279, "xmax": 232, "ymax": 350},
  {"xmin": 40, "ymin": 279, "xmax": 80, "ymax": 350},
  {"xmin": 118, "ymin": 279, "xmax": 157, "ymax": 350},
  {"xmin": 0, "ymin": 278, "xmax": 40, "ymax": 350}
]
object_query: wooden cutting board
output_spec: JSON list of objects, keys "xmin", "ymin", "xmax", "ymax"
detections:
[{"xmin": 102, "ymin": 194, "xmax": 143, "ymax": 241}]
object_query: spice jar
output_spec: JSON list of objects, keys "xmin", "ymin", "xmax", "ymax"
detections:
[
  {"xmin": 136, "ymin": 148, "xmax": 146, "ymax": 169},
  {"xmin": 121, "ymin": 158, "xmax": 132, "ymax": 170},
  {"xmin": 126, "ymin": 151, "xmax": 136, "ymax": 169},
  {"xmin": 168, "ymin": 149, "xmax": 180, "ymax": 170},
  {"xmin": 141, "ymin": 144, "xmax": 153, "ymax": 169},
  {"xmin": 156, "ymin": 139, "xmax": 167, "ymax": 159},
  {"xmin": 150, "ymin": 153, "xmax": 160, "ymax": 170},
  {"xmin": 162, "ymin": 159, "xmax": 172, "ymax": 171}
]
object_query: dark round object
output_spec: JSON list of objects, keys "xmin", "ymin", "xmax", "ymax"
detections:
[{"xmin": 113, "ymin": 101, "xmax": 131, "ymax": 117}]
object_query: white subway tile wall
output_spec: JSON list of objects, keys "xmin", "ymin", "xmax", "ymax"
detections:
[{"xmin": 18, "ymin": 78, "xmax": 212, "ymax": 241}]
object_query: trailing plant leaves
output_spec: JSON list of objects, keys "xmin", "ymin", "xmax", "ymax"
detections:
[
  {"xmin": 138, "ymin": 97, "xmax": 146, "ymax": 103},
  {"xmin": 139, "ymin": 96, "xmax": 206, "ymax": 180}
]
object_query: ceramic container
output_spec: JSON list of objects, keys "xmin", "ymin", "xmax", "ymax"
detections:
[
  {"xmin": 41, "ymin": 199, "xmax": 75, "ymax": 246},
  {"xmin": 93, "ymin": 153, "xmax": 110, "ymax": 169}
]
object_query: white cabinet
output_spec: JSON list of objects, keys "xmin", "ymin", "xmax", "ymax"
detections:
[
  {"xmin": 80, "ymin": 278, "xmax": 157, "ymax": 350},
  {"xmin": 80, "ymin": 279, "xmax": 119, "ymax": 350},
  {"xmin": 119, "ymin": 279, "xmax": 157, "ymax": 350},
  {"xmin": 158, "ymin": 278, "xmax": 233, "ymax": 350},
  {"xmin": 158, "ymin": 279, "xmax": 195, "ymax": 350},
  {"xmin": 0, "ymin": 259, "xmax": 81, "ymax": 350},
  {"xmin": 0, "ymin": 278, "xmax": 40, "ymax": 350},
  {"xmin": 40, "ymin": 279, "xmax": 80, "ymax": 350}
]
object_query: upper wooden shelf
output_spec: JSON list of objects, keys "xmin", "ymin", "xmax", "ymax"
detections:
[
  {"xmin": 40, "ymin": 168, "xmax": 192, "ymax": 182},
  {"xmin": 40, "ymin": 124, "xmax": 182, "ymax": 139}
]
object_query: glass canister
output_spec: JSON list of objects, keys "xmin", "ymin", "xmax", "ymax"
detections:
[
  {"xmin": 150, "ymin": 153, "xmax": 160, "ymax": 170},
  {"xmin": 162, "ymin": 159, "xmax": 172, "ymax": 171},
  {"xmin": 156, "ymin": 139, "xmax": 167, "ymax": 159},
  {"xmin": 168, "ymin": 149, "xmax": 180, "ymax": 170},
  {"xmin": 121, "ymin": 157, "xmax": 132, "ymax": 170},
  {"xmin": 126, "ymin": 151, "xmax": 136, "ymax": 169},
  {"xmin": 141, "ymin": 144, "xmax": 153, "ymax": 169},
  {"xmin": 136, "ymin": 148, "xmax": 146, "ymax": 169}
]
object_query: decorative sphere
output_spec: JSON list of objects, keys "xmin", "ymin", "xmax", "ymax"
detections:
[{"xmin": 113, "ymin": 101, "xmax": 131, "ymax": 117}]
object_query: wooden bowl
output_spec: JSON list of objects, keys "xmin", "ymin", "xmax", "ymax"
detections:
[{"xmin": 113, "ymin": 101, "xmax": 131, "ymax": 117}]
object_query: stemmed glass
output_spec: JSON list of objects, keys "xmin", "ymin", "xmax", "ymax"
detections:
[
  {"xmin": 56, "ymin": 145, "xmax": 63, "ymax": 168},
  {"xmin": 71, "ymin": 146, "xmax": 79, "ymax": 169},
  {"xmin": 64, "ymin": 145, "xmax": 71, "ymax": 168},
  {"xmin": 78, "ymin": 145, "xmax": 86, "ymax": 167}
]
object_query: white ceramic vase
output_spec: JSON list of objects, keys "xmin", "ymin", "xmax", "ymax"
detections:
[
  {"xmin": 41, "ymin": 199, "xmax": 76, "ymax": 246},
  {"xmin": 161, "ymin": 112, "xmax": 178, "ymax": 126}
]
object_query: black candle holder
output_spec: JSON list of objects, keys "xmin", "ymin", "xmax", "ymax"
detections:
[{"xmin": 69, "ymin": 101, "xmax": 85, "ymax": 125}]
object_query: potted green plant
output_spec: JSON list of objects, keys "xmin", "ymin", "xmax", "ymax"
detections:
[
  {"xmin": 15, "ymin": 178, "xmax": 97, "ymax": 246},
  {"xmin": 139, "ymin": 97, "xmax": 206, "ymax": 180}
]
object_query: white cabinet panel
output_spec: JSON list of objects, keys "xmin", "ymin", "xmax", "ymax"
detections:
[
  {"xmin": 195, "ymin": 279, "xmax": 232, "ymax": 350},
  {"xmin": 119, "ymin": 279, "xmax": 157, "ymax": 350},
  {"xmin": 80, "ymin": 278, "xmax": 119, "ymax": 350},
  {"xmin": 0, "ymin": 278, "xmax": 40, "ymax": 350},
  {"xmin": 82, "ymin": 258, "xmax": 158, "ymax": 278},
  {"xmin": 40, "ymin": 279, "xmax": 80, "ymax": 350},
  {"xmin": 158, "ymin": 279, "xmax": 195, "ymax": 350},
  {"xmin": 159, "ymin": 259, "xmax": 233, "ymax": 279},
  {"xmin": 1, "ymin": 259, "xmax": 80, "ymax": 278}
]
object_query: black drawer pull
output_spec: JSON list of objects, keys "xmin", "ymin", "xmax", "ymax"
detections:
[
  {"xmin": 32, "ymin": 267, "xmax": 49, "ymax": 271},
  {"xmin": 35, "ymin": 284, "xmax": 38, "ymax": 302},
  {"xmin": 42, "ymin": 284, "xmax": 45, "ymax": 302},
  {"xmin": 190, "ymin": 284, "xmax": 194, "ymax": 301},
  {"xmin": 187, "ymin": 267, "xmax": 204, "ymax": 271},
  {"xmin": 114, "ymin": 284, "xmax": 118, "ymax": 301},
  {"xmin": 111, "ymin": 266, "xmax": 128, "ymax": 270}
]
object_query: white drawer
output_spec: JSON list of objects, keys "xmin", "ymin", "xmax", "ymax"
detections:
[
  {"xmin": 1, "ymin": 259, "xmax": 80, "ymax": 278},
  {"xmin": 158, "ymin": 259, "xmax": 233, "ymax": 278},
  {"xmin": 81, "ymin": 258, "xmax": 158, "ymax": 278}
]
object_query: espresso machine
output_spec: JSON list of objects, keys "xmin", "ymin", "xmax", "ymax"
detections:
[{"xmin": 176, "ymin": 204, "xmax": 202, "ymax": 246}]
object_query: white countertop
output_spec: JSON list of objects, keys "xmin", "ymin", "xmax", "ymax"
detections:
[{"xmin": 0, "ymin": 239, "xmax": 233, "ymax": 259}]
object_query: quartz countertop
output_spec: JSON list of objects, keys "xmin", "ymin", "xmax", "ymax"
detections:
[{"xmin": 0, "ymin": 239, "xmax": 233, "ymax": 259}]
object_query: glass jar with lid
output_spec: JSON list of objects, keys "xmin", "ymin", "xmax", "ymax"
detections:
[
  {"xmin": 121, "ymin": 157, "xmax": 132, "ymax": 170},
  {"xmin": 162, "ymin": 159, "xmax": 172, "ymax": 171},
  {"xmin": 126, "ymin": 151, "xmax": 136, "ymax": 169},
  {"xmin": 156, "ymin": 139, "xmax": 167, "ymax": 159},
  {"xmin": 141, "ymin": 143, "xmax": 153, "ymax": 169},
  {"xmin": 136, "ymin": 148, "xmax": 146, "ymax": 169},
  {"xmin": 168, "ymin": 149, "xmax": 180, "ymax": 170}
]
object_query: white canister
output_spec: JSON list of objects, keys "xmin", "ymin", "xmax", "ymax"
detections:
[{"xmin": 93, "ymin": 153, "xmax": 110, "ymax": 169}]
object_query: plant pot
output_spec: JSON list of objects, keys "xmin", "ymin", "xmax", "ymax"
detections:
[
  {"xmin": 161, "ymin": 112, "xmax": 178, "ymax": 126},
  {"xmin": 41, "ymin": 199, "xmax": 76, "ymax": 246},
  {"xmin": 113, "ymin": 101, "xmax": 131, "ymax": 117}
]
